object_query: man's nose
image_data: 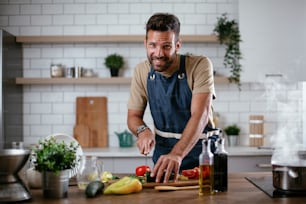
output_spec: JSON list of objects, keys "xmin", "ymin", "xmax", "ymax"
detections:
[{"xmin": 155, "ymin": 46, "xmax": 164, "ymax": 57}]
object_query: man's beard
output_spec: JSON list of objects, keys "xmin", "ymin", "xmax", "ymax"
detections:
[{"xmin": 148, "ymin": 53, "xmax": 176, "ymax": 72}]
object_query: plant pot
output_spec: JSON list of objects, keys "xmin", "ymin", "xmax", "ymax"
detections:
[
  {"xmin": 110, "ymin": 68, "xmax": 119, "ymax": 77},
  {"xmin": 42, "ymin": 170, "xmax": 70, "ymax": 199},
  {"xmin": 227, "ymin": 135, "xmax": 239, "ymax": 147}
]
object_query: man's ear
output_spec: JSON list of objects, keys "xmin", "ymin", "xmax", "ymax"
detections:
[{"xmin": 175, "ymin": 39, "xmax": 182, "ymax": 52}]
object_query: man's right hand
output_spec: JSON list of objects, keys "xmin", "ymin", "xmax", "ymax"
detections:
[{"xmin": 136, "ymin": 130, "xmax": 155, "ymax": 155}]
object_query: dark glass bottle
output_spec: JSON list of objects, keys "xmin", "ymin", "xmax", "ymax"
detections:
[
  {"xmin": 214, "ymin": 138, "xmax": 228, "ymax": 192},
  {"xmin": 199, "ymin": 139, "xmax": 215, "ymax": 196}
]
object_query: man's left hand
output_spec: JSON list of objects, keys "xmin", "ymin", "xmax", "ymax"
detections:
[{"xmin": 150, "ymin": 154, "xmax": 182, "ymax": 183}]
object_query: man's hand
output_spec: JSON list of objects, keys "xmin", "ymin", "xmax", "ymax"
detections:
[
  {"xmin": 136, "ymin": 130, "xmax": 155, "ymax": 155},
  {"xmin": 150, "ymin": 154, "xmax": 182, "ymax": 183}
]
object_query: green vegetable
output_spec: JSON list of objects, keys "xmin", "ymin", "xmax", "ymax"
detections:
[
  {"xmin": 85, "ymin": 181, "xmax": 104, "ymax": 198},
  {"xmin": 145, "ymin": 171, "xmax": 175, "ymax": 183}
]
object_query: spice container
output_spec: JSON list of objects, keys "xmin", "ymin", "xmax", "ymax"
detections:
[{"xmin": 50, "ymin": 64, "xmax": 64, "ymax": 77}]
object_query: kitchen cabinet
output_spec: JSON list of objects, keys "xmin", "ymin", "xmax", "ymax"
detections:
[
  {"xmin": 83, "ymin": 147, "xmax": 272, "ymax": 173},
  {"xmin": 239, "ymin": 0, "xmax": 306, "ymax": 82},
  {"xmin": 228, "ymin": 155, "xmax": 271, "ymax": 172},
  {"xmin": 101, "ymin": 156, "xmax": 271, "ymax": 173},
  {"xmin": 83, "ymin": 157, "xmax": 153, "ymax": 174}
]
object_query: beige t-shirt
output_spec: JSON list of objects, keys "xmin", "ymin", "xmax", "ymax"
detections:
[{"xmin": 127, "ymin": 54, "xmax": 216, "ymax": 126}]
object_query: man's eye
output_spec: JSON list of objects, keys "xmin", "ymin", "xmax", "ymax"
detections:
[
  {"xmin": 163, "ymin": 45, "xmax": 171, "ymax": 49},
  {"xmin": 148, "ymin": 43, "xmax": 155, "ymax": 48}
]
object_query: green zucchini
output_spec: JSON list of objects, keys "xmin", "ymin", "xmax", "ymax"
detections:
[{"xmin": 85, "ymin": 181, "xmax": 104, "ymax": 198}]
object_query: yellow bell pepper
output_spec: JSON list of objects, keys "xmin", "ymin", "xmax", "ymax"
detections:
[{"xmin": 103, "ymin": 176, "xmax": 142, "ymax": 195}]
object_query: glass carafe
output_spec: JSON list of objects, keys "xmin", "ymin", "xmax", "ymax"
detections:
[{"xmin": 76, "ymin": 156, "xmax": 103, "ymax": 190}]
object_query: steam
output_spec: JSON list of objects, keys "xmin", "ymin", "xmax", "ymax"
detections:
[{"xmin": 265, "ymin": 77, "xmax": 305, "ymax": 166}]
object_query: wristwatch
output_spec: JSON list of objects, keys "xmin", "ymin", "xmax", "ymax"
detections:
[{"xmin": 136, "ymin": 124, "xmax": 149, "ymax": 137}]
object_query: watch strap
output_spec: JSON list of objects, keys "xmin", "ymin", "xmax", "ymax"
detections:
[{"xmin": 136, "ymin": 125, "xmax": 149, "ymax": 136}]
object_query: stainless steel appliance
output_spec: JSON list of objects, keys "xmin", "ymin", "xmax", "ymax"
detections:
[
  {"xmin": 0, "ymin": 29, "xmax": 23, "ymax": 148},
  {"xmin": 246, "ymin": 176, "xmax": 306, "ymax": 198},
  {"xmin": 0, "ymin": 149, "xmax": 31, "ymax": 202}
]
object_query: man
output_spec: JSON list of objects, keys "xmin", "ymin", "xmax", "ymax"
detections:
[{"xmin": 127, "ymin": 13, "xmax": 216, "ymax": 183}]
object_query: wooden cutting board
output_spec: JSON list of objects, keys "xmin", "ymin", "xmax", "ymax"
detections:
[
  {"xmin": 73, "ymin": 97, "xmax": 108, "ymax": 148},
  {"xmin": 143, "ymin": 179, "xmax": 199, "ymax": 188}
]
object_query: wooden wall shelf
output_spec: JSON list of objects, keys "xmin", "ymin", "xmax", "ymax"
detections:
[
  {"xmin": 16, "ymin": 35, "xmax": 218, "ymax": 44},
  {"xmin": 15, "ymin": 76, "xmax": 228, "ymax": 85},
  {"xmin": 15, "ymin": 77, "xmax": 131, "ymax": 85}
]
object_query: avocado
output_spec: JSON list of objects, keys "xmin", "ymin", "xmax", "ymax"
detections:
[{"xmin": 85, "ymin": 181, "xmax": 104, "ymax": 198}]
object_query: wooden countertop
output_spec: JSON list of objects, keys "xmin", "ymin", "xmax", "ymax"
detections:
[{"xmin": 27, "ymin": 172, "xmax": 304, "ymax": 204}]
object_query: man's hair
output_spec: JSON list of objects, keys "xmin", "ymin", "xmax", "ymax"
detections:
[{"xmin": 146, "ymin": 13, "xmax": 180, "ymax": 41}]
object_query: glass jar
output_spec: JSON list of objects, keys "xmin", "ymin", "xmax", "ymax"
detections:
[{"xmin": 76, "ymin": 156, "xmax": 103, "ymax": 190}]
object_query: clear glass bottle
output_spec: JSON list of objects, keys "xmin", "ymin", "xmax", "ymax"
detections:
[
  {"xmin": 214, "ymin": 138, "xmax": 228, "ymax": 192},
  {"xmin": 199, "ymin": 139, "xmax": 215, "ymax": 196}
]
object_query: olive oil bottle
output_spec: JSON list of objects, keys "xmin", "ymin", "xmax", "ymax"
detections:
[{"xmin": 199, "ymin": 139, "xmax": 215, "ymax": 196}]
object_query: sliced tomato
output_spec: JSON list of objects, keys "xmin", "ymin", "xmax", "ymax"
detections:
[
  {"xmin": 135, "ymin": 165, "xmax": 151, "ymax": 177},
  {"xmin": 182, "ymin": 169, "xmax": 197, "ymax": 179}
]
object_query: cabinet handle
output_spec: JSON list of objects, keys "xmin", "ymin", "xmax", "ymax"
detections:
[
  {"xmin": 265, "ymin": 74, "xmax": 283, "ymax": 78},
  {"xmin": 256, "ymin": 163, "xmax": 272, "ymax": 168}
]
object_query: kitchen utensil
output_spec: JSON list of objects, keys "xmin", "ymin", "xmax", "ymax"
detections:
[
  {"xmin": 73, "ymin": 97, "xmax": 108, "ymax": 148},
  {"xmin": 50, "ymin": 64, "xmax": 64, "ymax": 77},
  {"xmin": 155, "ymin": 185, "xmax": 198, "ymax": 191},
  {"xmin": 82, "ymin": 68, "xmax": 95, "ymax": 77},
  {"xmin": 115, "ymin": 130, "xmax": 133, "ymax": 147},
  {"xmin": 74, "ymin": 124, "xmax": 90, "ymax": 147},
  {"xmin": 143, "ymin": 179, "xmax": 199, "ymax": 188},
  {"xmin": 65, "ymin": 67, "xmax": 75, "ymax": 78},
  {"xmin": 76, "ymin": 155, "xmax": 104, "ymax": 190},
  {"xmin": 0, "ymin": 149, "xmax": 31, "ymax": 202},
  {"xmin": 272, "ymin": 164, "xmax": 306, "ymax": 191}
]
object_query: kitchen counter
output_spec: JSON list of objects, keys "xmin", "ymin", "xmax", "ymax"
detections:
[
  {"xmin": 82, "ymin": 146, "xmax": 273, "ymax": 157},
  {"xmin": 27, "ymin": 172, "xmax": 304, "ymax": 204}
]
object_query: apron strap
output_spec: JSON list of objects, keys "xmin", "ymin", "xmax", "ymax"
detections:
[{"xmin": 155, "ymin": 128, "xmax": 221, "ymax": 140}]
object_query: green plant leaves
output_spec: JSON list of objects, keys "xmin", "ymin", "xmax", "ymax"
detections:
[
  {"xmin": 33, "ymin": 136, "xmax": 79, "ymax": 175},
  {"xmin": 104, "ymin": 53, "xmax": 124, "ymax": 69},
  {"xmin": 214, "ymin": 13, "xmax": 242, "ymax": 89}
]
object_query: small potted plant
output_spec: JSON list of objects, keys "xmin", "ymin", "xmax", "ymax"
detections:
[
  {"xmin": 33, "ymin": 136, "xmax": 79, "ymax": 198},
  {"xmin": 224, "ymin": 124, "xmax": 240, "ymax": 147},
  {"xmin": 104, "ymin": 53, "xmax": 124, "ymax": 77}
]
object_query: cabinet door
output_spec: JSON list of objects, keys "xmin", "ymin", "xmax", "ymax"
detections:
[
  {"xmin": 113, "ymin": 157, "xmax": 154, "ymax": 174},
  {"xmin": 239, "ymin": 0, "xmax": 306, "ymax": 82},
  {"xmin": 100, "ymin": 158, "xmax": 114, "ymax": 172},
  {"xmin": 228, "ymin": 156, "xmax": 271, "ymax": 172}
]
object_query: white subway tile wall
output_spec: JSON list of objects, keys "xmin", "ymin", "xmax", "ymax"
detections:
[{"xmin": 0, "ymin": 0, "xmax": 303, "ymax": 147}]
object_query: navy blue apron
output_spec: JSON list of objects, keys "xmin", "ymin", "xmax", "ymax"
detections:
[{"xmin": 147, "ymin": 55, "xmax": 209, "ymax": 171}]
